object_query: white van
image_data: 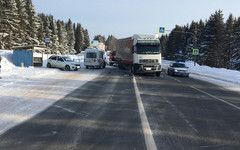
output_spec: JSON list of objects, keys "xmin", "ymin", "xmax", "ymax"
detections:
[{"xmin": 84, "ymin": 48, "xmax": 106, "ymax": 69}]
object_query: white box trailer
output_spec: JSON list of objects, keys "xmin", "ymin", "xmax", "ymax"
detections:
[{"xmin": 84, "ymin": 48, "xmax": 106, "ymax": 69}]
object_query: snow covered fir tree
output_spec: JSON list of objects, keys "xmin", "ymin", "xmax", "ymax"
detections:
[
  {"xmin": 162, "ymin": 10, "xmax": 240, "ymax": 70},
  {"xmin": 0, "ymin": 0, "xmax": 90, "ymax": 54}
]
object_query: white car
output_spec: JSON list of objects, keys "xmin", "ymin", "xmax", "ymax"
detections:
[{"xmin": 47, "ymin": 55, "xmax": 81, "ymax": 71}]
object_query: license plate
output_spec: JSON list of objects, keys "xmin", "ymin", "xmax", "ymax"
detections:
[{"xmin": 146, "ymin": 68, "xmax": 151, "ymax": 70}]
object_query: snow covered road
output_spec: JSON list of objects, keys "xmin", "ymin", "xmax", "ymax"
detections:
[{"xmin": 0, "ymin": 69, "xmax": 101, "ymax": 135}]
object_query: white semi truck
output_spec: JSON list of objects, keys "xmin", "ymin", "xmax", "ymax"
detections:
[{"xmin": 116, "ymin": 34, "xmax": 162, "ymax": 76}]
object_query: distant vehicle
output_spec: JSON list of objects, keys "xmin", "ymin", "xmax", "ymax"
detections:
[
  {"xmin": 116, "ymin": 34, "xmax": 162, "ymax": 76},
  {"xmin": 84, "ymin": 48, "xmax": 106, "ymax": 69},
  {"xmin": 47, "ymin": 55, "xmax": 81, "ymax": 71},
  {"xmin": 167, "ymin": 62, "xmax": 190, "ymax": 77},
  {"xmin": 109, "ymin": 51, "xmax": 116, "ymax": 66}
]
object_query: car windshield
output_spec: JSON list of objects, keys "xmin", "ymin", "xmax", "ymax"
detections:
[
  {"xmin": 62, "ymin": 56, "xmax": 73, "ymax": 62},
  {"xmin": 136, "ymin": 45, "xmax": 160, "ymax": 54},
  {"xmin": 172, "ymin": 63, "xmax": 187, "ymax": 68}
]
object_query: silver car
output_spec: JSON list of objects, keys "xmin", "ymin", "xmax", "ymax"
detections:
[{"xmin": 47, "ymin": 55, "xmax": 81, "ymax": 71}]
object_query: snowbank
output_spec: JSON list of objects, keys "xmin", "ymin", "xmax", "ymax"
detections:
[
  {"xmin": 163, "ymin": 59, "xmax": 240, "ymax": 91},
  {"xmin": 0, "ymin": 50, "xmax": 58, "ymax": 82}
]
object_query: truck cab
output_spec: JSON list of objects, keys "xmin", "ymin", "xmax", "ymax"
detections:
[{"xmin": 132, "ymin": 36, "xmax": 161, "ymax": 76}]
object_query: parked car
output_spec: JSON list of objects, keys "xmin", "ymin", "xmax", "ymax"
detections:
[
  {"xmin": 47, "ymin": 55, "xmax": 81, "ymax": 71},
  {"xmin": 109, "ymin": 51, "xmax": 116, "ymax": 66},
  {"xmin": 167, "ymin": 62, "xmax": 190, "ymax": 77},
  {"xmin": 84, "ymin": 48, "xmax": 106, "ymax": 69}
]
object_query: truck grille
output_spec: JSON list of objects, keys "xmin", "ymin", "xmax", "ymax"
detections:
[{"xmin": 139, "ymin": 59, "xmax": 158, "ymax": 64}]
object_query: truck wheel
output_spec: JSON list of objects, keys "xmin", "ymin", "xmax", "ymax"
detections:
[
  {"xmin": 156, "ymin": 72, "xmax": 161, "ymax": 77},
  {"xmin": 65, "ymin": 65, "xmax": 70, "ymax": 71}
]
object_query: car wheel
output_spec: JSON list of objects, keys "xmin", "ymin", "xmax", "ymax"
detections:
[
  {"xmin": 47, "ymin": 63, "xmax": 51, "ymax": 68},
  {"xmin": 65, "ymin": 65, "xmax": 70, "ymax": 71},
  {"xmin": 74, "ymin": 68, "xmax": 78, "ymax": 71}
]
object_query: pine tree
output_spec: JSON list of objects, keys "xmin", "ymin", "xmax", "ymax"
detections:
[
  {"xmin": 232, "ymin": 17, "xmax": 240, "ymax": 70},
  {"xmin": 94, "ymin": 35, "xmax": 105, "ymax": 43},
  {"xmin": 66, "ymin": 19, "xmax": 75, "ymax": 54},
  {"xmin": 0, "ymin": 0, "xmax": 20, "ymax": 49},
  {"xmin": 165, "ymin": 25, "xmax": 185, "ymax": 60},
  {"xmin": 15, "ymin": 0, "xmax": 28, "ymax": 45},
  {"xmin": 25, "ymin": 0, "xmax": 39, "ymax": 45},
  {"xmin": 184, "ymin": 21, "xmax": 198, "ymax": 60},
  {"xmin": 50, "ymin": 18, "xmax": 59, "ymax": 54},
  {"xmin": 83, "ymin": 29, "xmax": 90, "ymax": 49},
  {"xmin": 197, "ymin": 19, "xmax": 205, "ymax": 64},
  {"xmin": 225, "ymin": 14, "xmax": 235, "ymax": 69},
  {"xmin": 74, "ymin": 23, "xmax": 84, "ymax": 53},
  {"xmin": 201, "ymin": 10, "xmax": 225, "ymax": 67},
  {"xmin": 57, "ymin": 20, "xmax": 68, "ymax": 54},
  {"xmin": 160, "ymin": 35, "xmax": 168, "ymax": 58},
  {"xmin": 105, "ymin": 35, "xmax": 117, "ymax": 51}
]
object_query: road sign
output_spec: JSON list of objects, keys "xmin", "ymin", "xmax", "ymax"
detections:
[
  {"xmin": 45, "ymin": 36, "xmax": 50, "ymax": 45},
  {"xmin": 192, "ymin": 49, "xmax": 199, "ymax": 55},
  {"xmin": 90, "ymin": 40, "xmax": 99, "ymax": 47},
  {"xmin": 159, "ymin": 27, "xmax": 165, "ymax": 34}
]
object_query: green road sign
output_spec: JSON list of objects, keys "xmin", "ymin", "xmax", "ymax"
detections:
[
  {"xmin": 159, "ymin": 27, "xmax": 165, "ymax": 34},
  {"xmin": 193, "ymin": 49, "xmax": 199, "ymax": 55}
]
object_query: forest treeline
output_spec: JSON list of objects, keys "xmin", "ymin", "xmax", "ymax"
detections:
[
  {"xmin": 160, "ymin": 10, "xmax": 240, "ymax": 70},
  {"xmin": 0, "ymin": 0, "xmax": 90, "ymax": 54}
]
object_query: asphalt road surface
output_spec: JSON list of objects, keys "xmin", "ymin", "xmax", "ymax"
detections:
[{"xmin": 0, "ymin": 67, "xmax": 239, "ymax": 150}]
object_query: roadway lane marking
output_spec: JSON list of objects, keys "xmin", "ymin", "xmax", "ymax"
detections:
[
  {"xmin": 54, "ymin": 105, "xmax": 90, "ymax": 116},
  {"xmin": 133, "ymin": 76, "xmax": 157, "ymax": 150},
  {"xmin": 166, "ymin": 76, "xmax": 182, "ymax": 83},
  {"xmin": 191, "ymin": 86, "xmax": 240, "ymax": 110},
  {"xmin": 163, "ymin": 97, "xmax": 198, "ymax": 133}
]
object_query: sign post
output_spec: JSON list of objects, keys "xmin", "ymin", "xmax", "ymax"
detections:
[
  {"xmin": 158, "ymin": 27, "xmax": 166, "ymax": 34},
  {"xmin": 45, "ymin": 36, "xmax": 50, "ymax": 46},
  {"xmin": 192, "ymin": 49, "xmax": 199, "ymax": 66}
]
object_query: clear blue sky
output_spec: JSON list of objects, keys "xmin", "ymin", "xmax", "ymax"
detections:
[{"xmin": 32, "ymin": 0, "xmax": 240, "ymax": 40}]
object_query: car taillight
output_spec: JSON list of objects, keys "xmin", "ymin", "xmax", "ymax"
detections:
[
  {"xmin": 93, "ymin": 59, "xmax": 96, "ymax": 62},
  {"xmin": 109, "ymin": 58, "xmax": 112, "ymax": 61},
  {"xmin": 98, "ymin": 59, "xmax": 101, "ymax": 63}
]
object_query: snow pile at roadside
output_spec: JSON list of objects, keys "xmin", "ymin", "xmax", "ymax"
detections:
[{"xmin": 0, "ymin": 50, "xmax": 59, "ymax": 82}]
